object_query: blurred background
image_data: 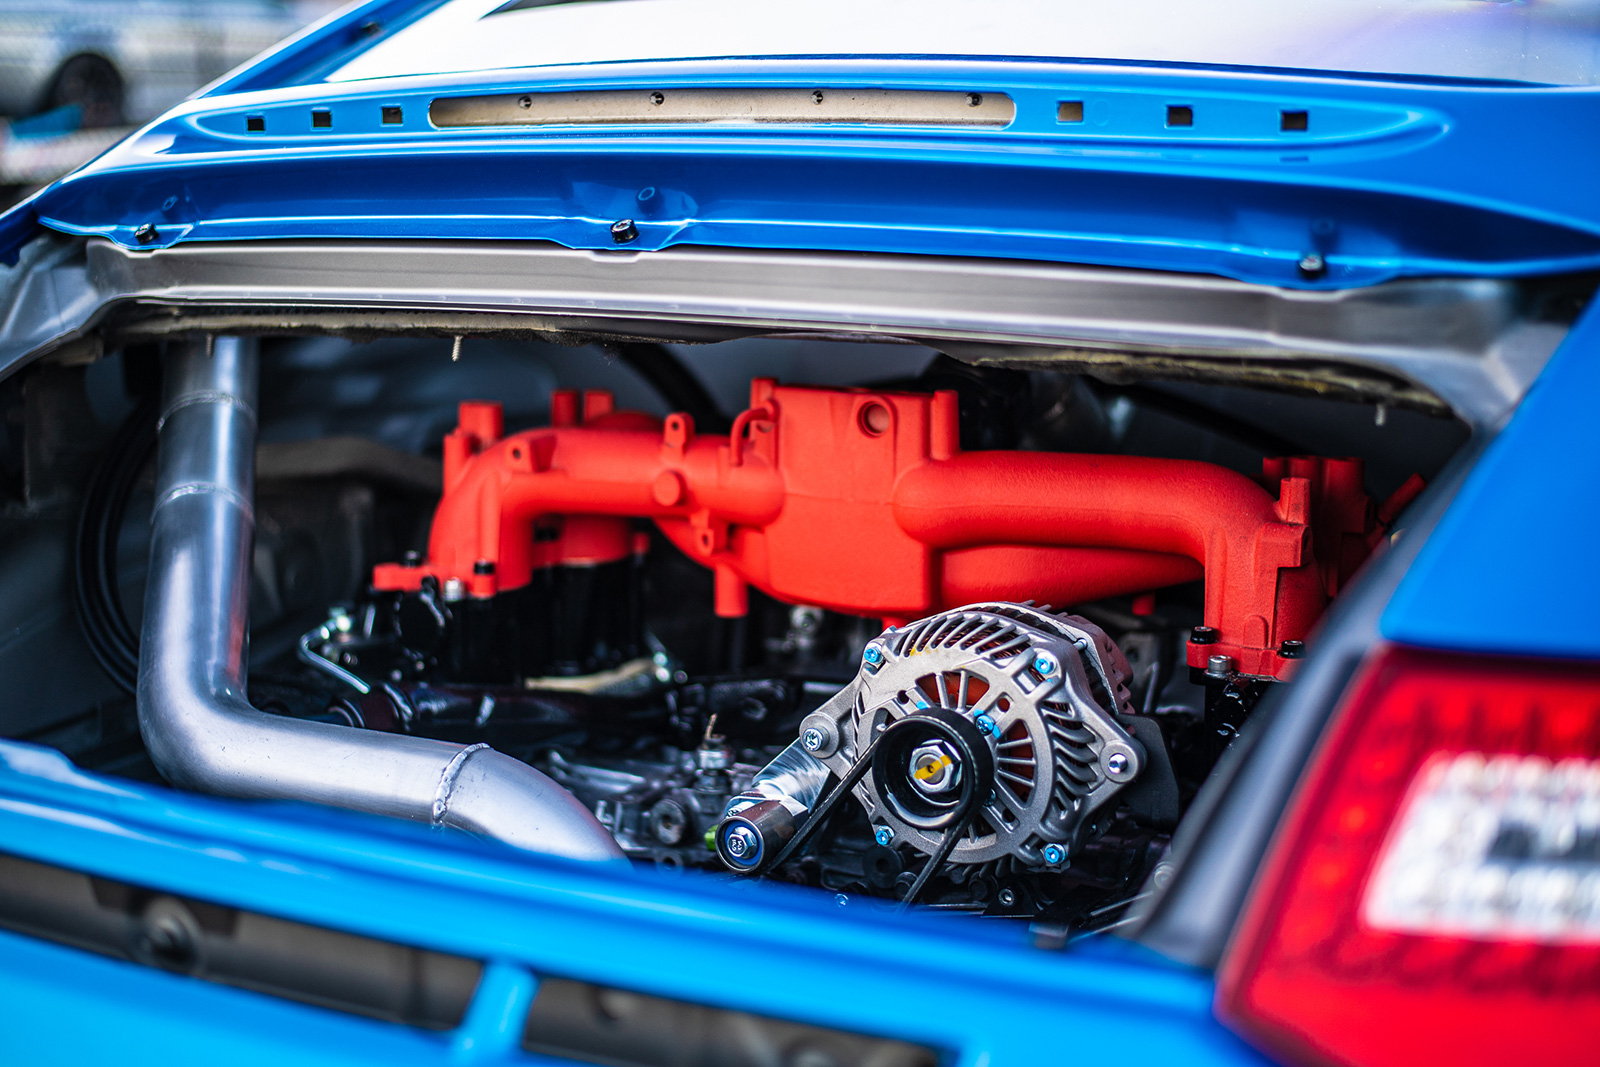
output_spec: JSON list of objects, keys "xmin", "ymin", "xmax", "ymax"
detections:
[{"xmin": 0, "ymin": 0, "xmax": 344, "ymax": 209}]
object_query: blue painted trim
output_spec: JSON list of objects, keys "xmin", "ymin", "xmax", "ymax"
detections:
[
  {"xmin": 0, "ymin": 741, "xmax": 1269, "ymax": 1065},
  {"xmin": 8, "ymin": 57, "xmax": 1600, "ymax": 288},
  {"xmin": 1382, "ymin": 295, "xmax": 1600, "ymax": 661}
]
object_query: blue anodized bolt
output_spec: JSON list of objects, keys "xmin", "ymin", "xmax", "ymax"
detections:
[
  {"xmin": 1042, "ymin": 843, "xmax": 1067, "ymax": 865},
  {"xmin": 1033, "ymin": 651, "xmax": 1058, "ymax": 676},
  {"xmin": 875, "ymin": 826, "xmax": 893, "ymax": 846},
  {"xmin": 863, "ymin": 645, "xmax": 883, "ymax": 666}
]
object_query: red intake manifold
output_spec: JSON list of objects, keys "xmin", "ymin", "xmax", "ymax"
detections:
[{"xmin": 374, "ymin": 380, "xmax": 1405, "ymax": 679}]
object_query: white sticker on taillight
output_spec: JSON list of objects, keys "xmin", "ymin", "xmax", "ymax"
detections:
[{"xmin": 1363, "ymin": 752, "xmax": 1600, "ymax": 943}]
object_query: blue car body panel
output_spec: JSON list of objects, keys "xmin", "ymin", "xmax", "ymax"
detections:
[
  {"xmin": 0, "ymin": 741, "xmax": 1269, "ymax": 1065},
  {"xmin": 0, "ymin": 2, "xmax": 1596, "ymax": 1062},
  {"xmin": 1382, "ymin": 297, "xmax": 1600, "ymax": 661},
  {"xmin": 1, "ymin": 1, "xmax": 1599, "ymax": 288}
]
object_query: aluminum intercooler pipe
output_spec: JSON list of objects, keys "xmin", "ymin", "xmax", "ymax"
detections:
[{"xmin": 136, "ymin": 336, "xmax": 626, "ymax": 864}]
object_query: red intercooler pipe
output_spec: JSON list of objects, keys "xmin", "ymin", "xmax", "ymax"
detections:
[{"xmin": 374, "ymin": 380, "xmax": 1387, "ymax": 679}]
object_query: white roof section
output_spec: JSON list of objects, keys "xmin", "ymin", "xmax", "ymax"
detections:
[{"xmin": 329, "ymin": 0, "xmax": 1600, "ymax": 86}]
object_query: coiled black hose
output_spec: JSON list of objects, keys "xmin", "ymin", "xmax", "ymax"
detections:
[{"xmin": 72, "ymin": 396, "xmax": 159, "ymax": 693}]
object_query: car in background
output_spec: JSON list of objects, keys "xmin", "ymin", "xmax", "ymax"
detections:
[
  {"xmin": 0, "ymin": 0, "xmax": 315, "ymax": 128},
  {"xmin": 0, "ymin": 2, "xmax": 1597, "ymax": 1066}
]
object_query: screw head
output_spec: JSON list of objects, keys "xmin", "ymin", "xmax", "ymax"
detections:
[
  {"xmin": 863, "ymin": 645, "xmax": 883, "ymax": 665},
  {"xmin": 401, "ymin": 549, "xmax": 423, "ymax": 568},
  {"xmin": 1206, "ymin": 653, "xmax": 1235, "ymax": 677},
  {"xmin": 1279, "ymin": 639, "xmax": 1306, "ymax": 659},
  {"xmin": 610, "ymin": 218, "xmax": 639, "ymax": 244},
  {"xmin": 801, "ymin": 726, "xmax": 825, "ymax": 753},
  {"xmin": 721, "ymin": 824, "xmax": 760, "ymax": 865},
  {"xmin": 998, "ymin": 888, "xmax": 1016, "ymax": 907},
  {"xmin": 966, "ymin": 92, "xmax": 983, "ymax": 107},
  {"xmin": 1042, "ymin": 843, "xmax": 1066, "ymax": 865},
  {"xmin": 1033, "ymin": 652, "xmax": 1058, "ymax": 676},
  {"xmin": 834, "ymin": 893, "xmax": 849, "ymax": 907},
  {"xmin": 1298, "ymin": 252, "xmax": 1327, "ymax": 278},
  {"xmin": 649, "ymin": 91, "xmax": 665, "ymax": 105},
  {"xmin": 974, "ymin": 713, "xmax": 998, "ymax": 737},
  {"xmin": 518, "ymin": 95, "xmax": 532, "ymax": 109},
  {"xmin": 1106, "ymin": 752, "xmax": 1130, "ymax": 776},
  {"xmin": 874, "ymin": 826, "xmax": 893, "ymax": 846},
  {"xmin": 1189, "ymin": 626, "xmax": 1219, "ymax": 645},
  {"xmin": 134, "ymin": 223, "xmax": 159, "ymax": 245}
]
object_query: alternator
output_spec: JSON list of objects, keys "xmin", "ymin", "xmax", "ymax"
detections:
[{"xmin": 716, "ymin": 603, "xmax": 1145, "ymax": 873}]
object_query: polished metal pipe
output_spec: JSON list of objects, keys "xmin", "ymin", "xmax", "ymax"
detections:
[{"xmin": 136, "ymin": 336, "xmax": 625, "ymax": 863}]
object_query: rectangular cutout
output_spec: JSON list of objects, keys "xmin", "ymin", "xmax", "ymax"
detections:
[
  {"xmin": 431, "ymin": 87, "xmax": 1015, "ymax": 129},
  {"xmin": 1057, "ymin": 100, "xmax": 1084, "ymax": 124},
  {"xmin": 524, "ymin": 976, "xmax": 941, "ymax": 1067},
  {"xmin": 1281, "ymin": 109, "xmax": 1309, "ymax": 132},
  {"xmin": 0, "ymin": 852, "xmax": 480, "ymax": 1029},
  {"xmin": 1166, "ymin": 105, "xmax": 1193, "ymax": 128},
  {"xmin": 245, "ymin": 114, "xmax": 265, "ymax": 133},
  {"xmin": 311, "ymin": 108, "xmax": 332, "ymax": 129},
  {"xmin": 382, "ymin": 105, "xmax": 403, "ymax": 125}
]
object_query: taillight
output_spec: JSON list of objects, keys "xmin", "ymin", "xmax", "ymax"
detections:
[{"xmin": 1217, "ymin": 646, "xmax": 1600, "ymax": 1067}]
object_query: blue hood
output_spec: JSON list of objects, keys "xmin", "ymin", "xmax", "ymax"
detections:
[{"xmin": 4, "ymin": 0, "xmax": 1600, "ymax": 289}]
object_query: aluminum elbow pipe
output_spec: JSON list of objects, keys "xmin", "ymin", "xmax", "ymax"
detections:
[{"xmin": 136, "ymin": 337, "xmax": 625, "ymax": 864}]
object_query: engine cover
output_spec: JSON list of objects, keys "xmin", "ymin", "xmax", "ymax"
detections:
[{"xmin": 802, "ymin": 603, "xmax": 1144, "ymax": 867}]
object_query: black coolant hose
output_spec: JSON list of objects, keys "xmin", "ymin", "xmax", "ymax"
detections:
[{"xmin": 73, "ymin": 395, "xmax": 160, "ymax": 694}]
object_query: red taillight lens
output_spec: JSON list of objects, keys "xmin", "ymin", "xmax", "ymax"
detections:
[{"xmin": 1217, "ymin": 646, "xmax": 1600, "ymax": 1067}]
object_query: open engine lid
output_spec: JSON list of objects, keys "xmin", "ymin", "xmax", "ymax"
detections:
[{"xmin": 3, "ymin": 0, "xmax": 1600, "ymax": 289}]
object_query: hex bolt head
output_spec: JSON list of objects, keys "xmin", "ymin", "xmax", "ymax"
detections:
[
  {"xmin": 1106, "ymin": 752, "xmax": 1130, "ymax": 776},
  {"xmin": 722, "ymin": 825, "xmax": 759, "ymax": 864},
  {"xmin": 1042, "ymin": 843, "xmax": 1066, "ymax": 865},
  {"xmin": 874, "ymin": 826, "xmax": 893, "ymax": 847},
  {"xmin": 610, "ymin": 218, "xmax": 639, "ymax": 244},
  {"xmin": 863, "ymin": 645, "xmax": 883, "ymax": 666},
  {"xmin": 1033, "ymin": 651, "xmax": 1058, "ymax": 676},
  {"xmin": 801, "ymin": 727, "xmax": 825, "ymax": 753},
  {"xmin": 134, "ymin": 223, "xmax": 159, "ymax": 245}
]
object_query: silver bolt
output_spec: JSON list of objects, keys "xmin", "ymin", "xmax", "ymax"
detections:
[
  {"xmin": 998, "ymin": 888, "xmax": 1016, "ymax": 907},
  {"xmin": 1042, "ymin": 844, "xmax": 1066, "ymax": 865},
  {"xmin": 1206, "ymin": 653, "xmax": 1234, "ymax": 678},
  {"xmin": 1151, "ymin": 862, "xmax": 1175, "ymax": 890},
  {"xmin": 875, "ymin": 826, "xmax": 893, "ymax": 847},
  {"xmin": 801, "ymin": 727, "xmax": 825, "ymax": 753},
  {"xmin": 1298, "ymin": 252, "xmax": 1326, "ymax": 276},
  {"xmin": 722, "ymin": 825, "xmax": 759, "ymax": 864},
  {"xmin": 441, "ymin": 577, "xmax": 466, "ymax": 602},
  {"xmin": 1033, "ymin": 652, "xmax": 1058, "ymax": 676},
  {"xmin": 1107, "ymin": 752, "xmax": 1130, "ymax": 776}
]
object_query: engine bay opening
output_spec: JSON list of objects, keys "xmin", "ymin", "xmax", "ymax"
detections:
[{"xmin": 0, "ymin": 329, "xmax": 1469, "ymax": 936}]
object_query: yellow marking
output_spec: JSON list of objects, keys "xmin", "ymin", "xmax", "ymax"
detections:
[{"xmin": 914, "ymin": 754, "xmax": 953, "ymax": 781}]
